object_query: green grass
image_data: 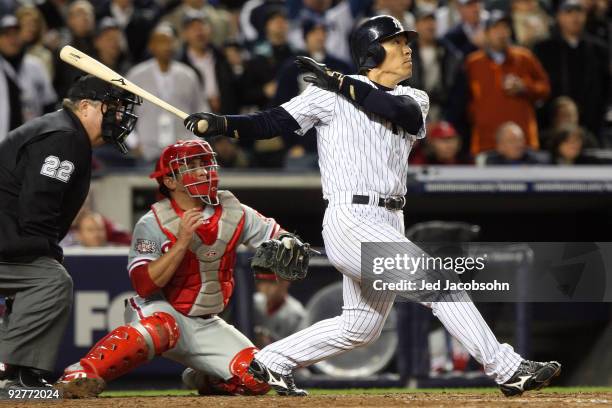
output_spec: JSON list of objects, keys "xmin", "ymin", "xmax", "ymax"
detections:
[{"xmin": 101, "ymin": 386, "xmax": 612, "ymax": 398}]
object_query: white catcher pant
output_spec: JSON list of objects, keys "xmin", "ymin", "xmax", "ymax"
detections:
[{"xmin": 256, "ymin": 201, "xmax": 522, "ymax": 384}]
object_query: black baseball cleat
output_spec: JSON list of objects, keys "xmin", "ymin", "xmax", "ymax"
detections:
[
  {"xmin": 0, "ymin": 365, "xmax": 53, "ymax": 397},
  {"xmin": 500, "ymin": 360, "xmax": 561, "ymax": 397},
  {"xmin": 248, "ymin": 359, "xmax": 308, "ymax": 396}
]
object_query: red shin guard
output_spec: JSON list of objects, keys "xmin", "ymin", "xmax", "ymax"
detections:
[{"xmin": 78, "ymin": 312, "xmax": 180, "ymax": 382}]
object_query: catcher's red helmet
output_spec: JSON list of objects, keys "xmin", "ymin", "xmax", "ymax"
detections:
[{"xmin": 150, "ymin": 139, "xmax": 220, "ymax": 205}]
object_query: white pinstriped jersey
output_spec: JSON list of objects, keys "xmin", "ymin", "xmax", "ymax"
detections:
[
  {"xmin": 257, "ymin": 76, "xmax": 525, "ymax": 385},
  {"xmin": 281, "ymin": 75, "xmax": 429, "ymax": 198}
]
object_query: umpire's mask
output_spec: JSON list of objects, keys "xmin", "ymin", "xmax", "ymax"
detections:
[{"xmin": 67, "ymin": 75, "xmax": 142, "ymax": 154}]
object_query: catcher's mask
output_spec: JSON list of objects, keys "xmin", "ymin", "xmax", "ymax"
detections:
[
  {"xmin": 150, "ymin": 139, "xmax": 220, "ymax": 205},
  {"xmin": 67, "ymin": 74, "xmax": 142, "ymax": 154}
]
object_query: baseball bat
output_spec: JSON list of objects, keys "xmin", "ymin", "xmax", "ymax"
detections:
[{"xmin": 59, "ymin": 45, "xmax": 209, "ymax": 133}]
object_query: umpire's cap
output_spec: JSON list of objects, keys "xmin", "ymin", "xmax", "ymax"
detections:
[
  {"xmin": 67, "ymin": 75, "xmax": 117, "ymax": 101},
  {"xmin": 350, "ymin": 15, "xmax": 418, "ymax": 73}
]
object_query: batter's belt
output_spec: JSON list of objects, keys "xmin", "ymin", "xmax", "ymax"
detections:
[{"xmin": 325, "ymin": 193, "xmax": 406, "ymax": 211}]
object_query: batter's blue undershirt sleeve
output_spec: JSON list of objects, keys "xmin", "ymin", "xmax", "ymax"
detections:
[
  {"xmin": 340, "ymin": 76, "xmax": 424, "ymax": 135},
  {"xmin": 225, "ymin": 107, "xmax": 301, "ymax": 141}
]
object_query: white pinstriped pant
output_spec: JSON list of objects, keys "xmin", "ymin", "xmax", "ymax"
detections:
[{"xmin": 256, "ymin": 200, "xmax": 523, "ymax": 384}]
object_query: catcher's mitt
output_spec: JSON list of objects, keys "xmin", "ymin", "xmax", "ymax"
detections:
[{"xmin": 251, "ymin": 233, "xmax": 315, "ymax": 281}]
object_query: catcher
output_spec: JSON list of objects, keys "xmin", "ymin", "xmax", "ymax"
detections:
[{"xmin": 55, "ymin": 139, "xmax": 313, "ymax": 398}]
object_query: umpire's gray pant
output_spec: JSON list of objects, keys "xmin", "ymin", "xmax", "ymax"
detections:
[{"xmin": 0, "ymin": 257, "xmax": 72, "ymax": 372}]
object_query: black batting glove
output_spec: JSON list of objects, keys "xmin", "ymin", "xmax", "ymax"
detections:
[
  {"xmin": 184, "ymin": 112, "xmax": 227, "ymax": 138},
  {"xmin": 295, "ymin": 56, "xmax": 345, "ymax": 93}
]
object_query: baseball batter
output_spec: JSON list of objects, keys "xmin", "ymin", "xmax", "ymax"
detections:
[
  {"xmin": 184, "ymin": 15, "xmax": 561, "ymax": 397},
  {"xmin": 55, "ymin": 139, "xmax": 312, "ymax": 398}
]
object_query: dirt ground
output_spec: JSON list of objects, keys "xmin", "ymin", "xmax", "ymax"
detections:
[{"xmin": 7, "ymin": 392, "xmax": 612, "ymax": 408}]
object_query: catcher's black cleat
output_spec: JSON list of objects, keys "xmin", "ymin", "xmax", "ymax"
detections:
[
  {"xmin": 500, "ymin": 360, "xmax": 561, "ymax": 397},
  {"xmin": 248, "ymin": 359, "xmax": 308, "ymax": 396}
]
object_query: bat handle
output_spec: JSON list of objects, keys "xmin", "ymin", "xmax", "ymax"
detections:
[{"xmin": 196, "ymin": 120, "xmax": 209, "ymax": 134}]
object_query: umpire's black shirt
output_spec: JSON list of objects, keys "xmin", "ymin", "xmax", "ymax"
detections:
[{"xmin": 0, "ymin": 109, "xmax": 92, "ymax": 263}]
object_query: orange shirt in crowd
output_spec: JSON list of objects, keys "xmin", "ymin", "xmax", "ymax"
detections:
[{"xmin": 466, "ymin": 46, "xmax": 550, "ymax": 155}]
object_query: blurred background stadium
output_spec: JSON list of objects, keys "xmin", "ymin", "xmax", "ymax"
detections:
[{"xmin": 0, "ymin": 0, "xmax": 610, "ymax": 391}]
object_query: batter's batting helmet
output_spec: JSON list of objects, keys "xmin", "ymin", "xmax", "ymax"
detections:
[{"xmin": 350, "ymin": 15, "xmax": 418, "ymax": 73}]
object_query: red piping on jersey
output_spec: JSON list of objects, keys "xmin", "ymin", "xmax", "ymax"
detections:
[{"xmin": 128, "ymin": 259, "xmax": 152, "ymax": 274}]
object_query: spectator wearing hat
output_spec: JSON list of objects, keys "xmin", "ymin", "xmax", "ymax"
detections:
[
  {"xmin": 274, "ymin": 19, "xmax": 351, "ymax": 170},
  {"xmin": 96, "ymin": 0, "xmax": 164, "ymax": 64},
  {"xmin": 533, "ymin": 0, "xmax": 609, "ymax": 139},
  {"xmin": 93, "ymin": 17, "xmax": 132, "ymax": 75},
  {"xmin": 404, "ymin": 10, "xmax": 465, "ymax": 126},
  {"xmin": 477, "ymin": 122, "xmax": 549, "ymax": 165},
  {"xmin": 178, "ymin": 11, "xmax": 239, "ymax": 114},
  {"xmin": 0, "ymin": 15, "xmax": 57, "ymax": 141},
  {"xmin": 466, "ymin": 10, "xmax": 550, "ymax": 155},
  {"xmin": 126, "ymin": 25, "xmax": 207, "ymax": 163},
  {"xmin": 163, "ymin": 0, "xmax": 233, "ymax": 48},
  {"xmin": 410, "ymin": 121, "xmax": 473, "ymax": 165},
  {"xmin": 241, "ymin": 6, "xmax": 294, "ymax": 168},
  {"xmin": 15, "ymin": 5, "xmax": 54, "ymax": 79},
  {"xmin": 444, "ymin": 0, "xmax": 488, "ymax": 57},
  {"xmin": 242, "ymin": 6, "xmax": 293, "ymax": 110}
]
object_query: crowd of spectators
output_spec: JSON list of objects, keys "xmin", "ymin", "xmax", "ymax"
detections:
[{"xmin": 1, "ymin": 0, "xmax": 610, "ymax": 169}]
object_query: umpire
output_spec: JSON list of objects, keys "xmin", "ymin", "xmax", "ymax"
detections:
[{"xmin": 0, "ymin": 75, "xmax": 140, "ymax": 389}]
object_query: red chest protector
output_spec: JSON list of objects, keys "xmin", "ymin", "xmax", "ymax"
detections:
[{"xmin": 151, "ymin": 191, "xmax": 245, "ymax": 316}]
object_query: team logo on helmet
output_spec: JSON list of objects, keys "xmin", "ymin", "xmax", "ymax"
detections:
[{"xmin": 350, "ymin": 15, "xmax": 418, "ymax": 73}]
